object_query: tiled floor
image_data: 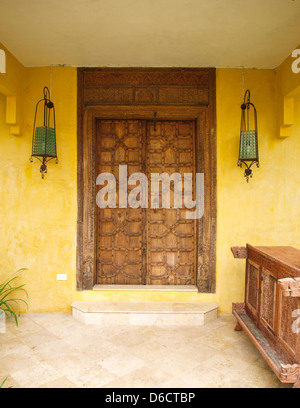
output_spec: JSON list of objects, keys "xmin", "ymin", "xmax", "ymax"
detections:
[{"xmin": 0, "ymin": 313, "xmax": 292, "ymax": 388}]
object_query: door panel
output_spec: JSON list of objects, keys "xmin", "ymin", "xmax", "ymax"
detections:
[
  {"xmin": 146, "ymin": 121, "xmax": 196, "ymax": 285},
  {"xmin": 96, "ymin": 120, "xmax": 146, "ymax": 284},
  {"xmin": 96, "ymin": 119, "xmax": 196, "ymax": 285}
]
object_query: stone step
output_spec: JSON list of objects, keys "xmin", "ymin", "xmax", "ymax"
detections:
[{"xmin": 71, "ymin": 301, "xmax": 218, "ymax": 326}]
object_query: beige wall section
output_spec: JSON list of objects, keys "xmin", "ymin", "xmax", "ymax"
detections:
[{"xmin": 0, "ymin": 46, "xmax": 300, "ymax": 314}]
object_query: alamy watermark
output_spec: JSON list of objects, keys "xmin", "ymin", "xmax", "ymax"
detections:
[
  {"xmin": 96, "ymin": 165, "xmax": 204, "ymax": 220},
  {"xmin": 291, "ymin": 49, "xmax": 300, "ymax": 74},
  {"xmin": 0, "ymin": 310, "xmax": 6, "ymax": 334},
  {"xmin": 0, "ymin": 49, "xmax": 6, "ymax": 74},
  {"xmin": 292, "ymin": 309, "xmax": 300, "ymax": 334}
]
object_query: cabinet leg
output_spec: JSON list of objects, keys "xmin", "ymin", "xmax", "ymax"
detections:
[
  {"xmin": 234, "ymin": 322, "xmax": 243, "ymax": 332},
  {"xmin": 293, "ymin": 376, "xmax": 300, "ymax": 389}
]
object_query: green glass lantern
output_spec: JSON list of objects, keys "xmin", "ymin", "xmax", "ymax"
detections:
[
  {"xmin": 30, "ymin": 87, "xmax": 58, "ymax": 178},
  {"xmin": 238, "ymin": 89, "xmax": 259, "ymax": 182}
]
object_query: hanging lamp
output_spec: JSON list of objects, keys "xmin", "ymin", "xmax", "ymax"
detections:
[
  {"xmin": 238, "ymin": 89, "xmax": 259, "ymax": 182},
  {"xmin": 30, "ymin": 86, "xmax": 58, "ymax": 179}
]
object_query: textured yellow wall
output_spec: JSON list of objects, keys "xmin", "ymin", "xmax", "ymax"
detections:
[
  {"xmin": 0, "ymin": 46, "xmax": 300, "ymax": 314},
  {"xmin": 0, "ymin": 58, "xmax": 77, "ymax": 312},
  {"xmin": 216, "ymin": 68, "xmax": 299, "ymax": 313}
]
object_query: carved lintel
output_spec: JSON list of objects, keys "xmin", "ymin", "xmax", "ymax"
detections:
[
  {"xmin": 232, "ymin": 302, "xmax": 246, "ymax": 315},
  {"xmin": 278, "ymin": 278, "xmax": 300, "ymax": 298},
  {"xmin": 280, "ymin": 364, "xmax": 300, "ymax": 383},
  {"xmin": 231, "ymin": 247, "xmax": 248, "ymax": 259}
]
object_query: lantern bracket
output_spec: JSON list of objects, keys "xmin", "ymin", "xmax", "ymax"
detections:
[
  {"xmin": 238, "ymin": 89, "xmax": 259, "ymax": 182},
  {"xmin": 30, "ymin": 86, "xmax": 58, "ymax": 179}
]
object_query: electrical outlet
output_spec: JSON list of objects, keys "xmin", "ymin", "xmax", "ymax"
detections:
[{"xmin": 57, "ymin": 274, "xmax": 67, "ymax": 281}]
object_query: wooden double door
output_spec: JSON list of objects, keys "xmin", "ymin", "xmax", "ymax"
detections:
[{"xmin": 96, "ymin": 119, "xmax": 197, "ymax": 285}]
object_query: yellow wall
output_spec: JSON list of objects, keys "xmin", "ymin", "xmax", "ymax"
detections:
[
  {"xmin": 0, "ymin": 49, "xmax": 77, "ymax": 312},
  {"xmin": 0, "ymin": 44, "xmax": 300, "ymax": 314}
]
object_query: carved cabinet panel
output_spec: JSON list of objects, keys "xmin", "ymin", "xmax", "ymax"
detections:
[
  {"xmin": 245, "ymin": 260, "xmax": 260, "ymax": 323},
  {"xmin": 259, "ymin": 268, "xmax": 277, "ymax": 337}
]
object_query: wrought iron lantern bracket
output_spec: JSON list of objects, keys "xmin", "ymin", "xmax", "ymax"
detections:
[
  {"xmin": 30, "ymin": 86, "xmax": 58, "ymax": 179},
  {"xmin": 238, "ymin": 89, "xmax": 259, "ymax": 182}
]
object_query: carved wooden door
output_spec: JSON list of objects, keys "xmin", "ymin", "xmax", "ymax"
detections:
[{"xmin": 96, "ymin": 119, "xmax": 196, "ymax": 285}]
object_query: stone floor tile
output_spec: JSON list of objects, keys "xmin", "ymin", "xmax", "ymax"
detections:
[
  {"xmin": 65, "ymin": 364, "xmax": 118, "ymax": 388},
  {"xmin": 10, "ymin": 361, "xmax": 61, "ymax": 388},
  {"xmin": 38, "ymin": 376, "xmax": 77, "ymax": 388},
  {"xmin": 101, "ymin": 352, "xmax": 146, "ymax": 377},
  {"xmin": 106, "ymin": 365, "xmax": 172, "ymax": 388}
]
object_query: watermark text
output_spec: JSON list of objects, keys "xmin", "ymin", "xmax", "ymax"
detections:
[
  {"xmin": 96, "ymin": 165, "xmax": 204, "ymax": 220},
  {"xmin": 292, "ymin": 49, "xmax": 300, "ymax": 74},
  {"xmin": 292, "ymin": 309, "xmax": 300, "ymax": 334}
]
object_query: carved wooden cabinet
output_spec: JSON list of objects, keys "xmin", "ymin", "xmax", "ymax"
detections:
[{"xmin": 232, "ymin": 245, "xmax": 300, "ymax": 388}]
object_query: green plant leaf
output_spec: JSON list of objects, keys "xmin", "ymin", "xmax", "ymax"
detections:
[
  {"xmin": 0, "ymin": 269, "xmax": 28, "ymax": 327},
  {"xmin": 1, "ymin": 286, "xmax": 28, "ymax": 302},
  {"xmin": 0, "ymin": 301, "xmax": 18, "ymax": 325},
  {"xmin": 0, "ymin": 269, "xmax": 27, "ymax": 290},
  {"xmin": 0, "ymin": 377, "xmax": 7, "ymax": 388}
]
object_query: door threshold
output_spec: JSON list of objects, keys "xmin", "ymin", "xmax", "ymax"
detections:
[{"xmin": 93, "ymin": 285, "xmax": 198, "ymax": 292}]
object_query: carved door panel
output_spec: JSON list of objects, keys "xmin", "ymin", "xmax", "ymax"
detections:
[
  {"xmin": 146, "ymin": 121, "xmax": 196, "ymax": 285},
  {"xmin": 96, "ymin": 120, "xmax": 146, "ymax": 284},
  {"xmin": 96, "ymin": 119, "xmax": 197, "ymax": 285}
]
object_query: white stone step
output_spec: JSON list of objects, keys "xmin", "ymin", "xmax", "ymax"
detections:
[{"xmin": 71, "ymin": 301, "xmax": 218, "ymax": 327}]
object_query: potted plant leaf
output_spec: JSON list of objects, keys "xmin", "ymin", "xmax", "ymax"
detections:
[{"xmin": 0, "ymin": 268, "xmax": 28, "ymax": 327}]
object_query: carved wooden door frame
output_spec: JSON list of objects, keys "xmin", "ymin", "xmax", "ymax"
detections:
[{"xmin": 77, "ymin": 68, "xmax": 216, "ymax": 293}]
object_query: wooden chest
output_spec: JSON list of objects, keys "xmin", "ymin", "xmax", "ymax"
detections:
[{"xmin": 232, "ymin": 244, "xmax": 300, "ymax": 388}]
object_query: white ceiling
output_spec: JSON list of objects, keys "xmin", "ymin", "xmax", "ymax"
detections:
[{"xmin": 0, "ymin": 0, "xmax": 300, "ymax": 68}]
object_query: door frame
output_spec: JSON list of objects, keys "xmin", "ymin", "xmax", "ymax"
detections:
[{"xmin": 77, "ymin": 68, "xmax": 216, "ymax": 293}]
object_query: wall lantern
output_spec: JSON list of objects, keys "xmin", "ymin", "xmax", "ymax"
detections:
[
  {"xmin": 238, "ymin": 89, "xmax": 259, "ymax": 182},
  {"xmin": 30, "ymin": 87, "xmax": 58, "ymax": 178}
]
